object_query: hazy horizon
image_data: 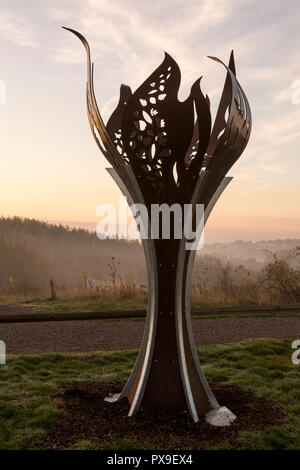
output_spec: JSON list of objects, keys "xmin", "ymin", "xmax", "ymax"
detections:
[{"xmin": 47, "ymin": 216, "xmax": 300, "ymax": 244}]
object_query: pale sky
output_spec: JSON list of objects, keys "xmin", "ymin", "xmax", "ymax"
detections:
[{"xmin": 0, "ymin": 0, "xmax": 299, "ymax": 242}]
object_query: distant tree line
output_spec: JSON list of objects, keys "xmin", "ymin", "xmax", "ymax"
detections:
[{"xmin": 0, "ymin": 216, "xmax": 145, "ymax": 288}]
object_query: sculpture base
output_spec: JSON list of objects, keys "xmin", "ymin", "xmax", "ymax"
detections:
[
  {"xmin": 205, "ymin": 406, "xmax": 236, "ymax": 426},
  {"xmin": 105, "ymin": 393, "xmax": 236, "ymax": 427},
  {"xmin": 104, "ymin": 393, "xmax": 122, "ymax": 403}
]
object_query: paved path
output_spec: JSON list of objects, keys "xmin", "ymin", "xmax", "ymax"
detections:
[{"xmin": 0, "ymin": 316, "xmax": 299, "ymax": 354}]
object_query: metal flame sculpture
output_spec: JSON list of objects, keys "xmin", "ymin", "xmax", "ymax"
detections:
[{"xmin": 64, "ymin": 27, "xmax": 252, "ymax": 424}]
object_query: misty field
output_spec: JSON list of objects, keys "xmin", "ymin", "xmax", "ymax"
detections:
[{"xmin": 0, "ymin": 217, "xmax": 299, "ymax": 312}]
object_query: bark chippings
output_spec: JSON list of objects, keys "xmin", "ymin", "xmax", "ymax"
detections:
[{"xmin": 43, "ymin": 380, "xmax": 285, "ymax": 450}]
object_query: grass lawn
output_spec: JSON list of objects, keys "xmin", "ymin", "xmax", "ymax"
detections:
[
  {"xmin": 2, "ymin": 295, "xmax": 299, "ymax": 319},
  {"xmin": 0, "ymin": 339, "xmax": 299, "ymax": 450},
  {"xmin": 20, "ymin": 295, "xmax": 148, "ymax": 314}
]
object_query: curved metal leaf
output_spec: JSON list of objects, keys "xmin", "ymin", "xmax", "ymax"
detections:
[{"xmin": 62, "ymin": 27, "xmax": 124, "ymax": 170}]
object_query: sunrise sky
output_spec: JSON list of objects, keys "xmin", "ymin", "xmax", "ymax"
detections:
[{"xmin": 0, "ymin": 0, "xmax": 300, "ymax": 242}]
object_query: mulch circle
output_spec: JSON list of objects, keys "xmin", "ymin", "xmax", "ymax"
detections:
[{"xmin": 43, "ymin": 381, "xmax": 285, "ymax": 450}]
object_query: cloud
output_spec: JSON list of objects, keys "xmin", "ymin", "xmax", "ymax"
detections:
[
  {"xmin": 46, "ymin": 0, "xmax": 300, "ymax": 188},
  {"xmin": 0, "ymin": 10, "xmax": 37, "ymax": 47},
  {"xmin": 48, "ymin": 0, "xmax": 261, "ymax": 121},
  {"xmin": 48, "ymin": 0, "xmax": 250, "ymax": 77}
]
